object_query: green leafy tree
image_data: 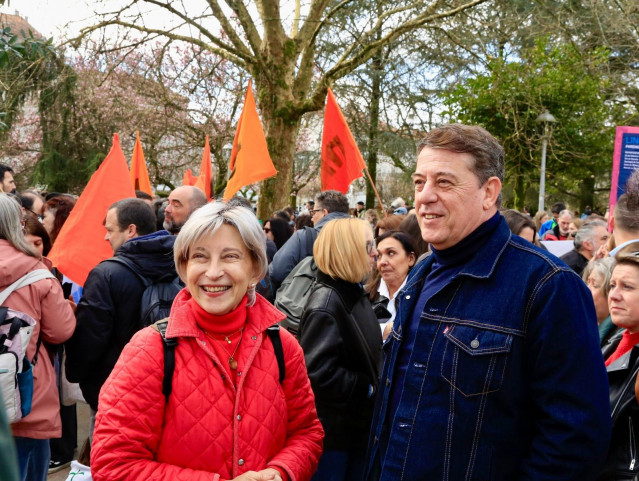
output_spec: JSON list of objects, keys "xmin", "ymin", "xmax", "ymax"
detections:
[{"xmin": 443, "ymin": 39, "xmax": 628, "ymax": 212}]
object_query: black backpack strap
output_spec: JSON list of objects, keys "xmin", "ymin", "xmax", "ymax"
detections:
[
  {"xmin": 152, "ymin": 318, "xmax": 178, "ymax": 402},
  {"xmin": 105, "ymin": 257, "xmax": 151, "ymax": 288},
  {"xmin": 266, "ymin": 325, "xmax": 285, "ymax": 384}
]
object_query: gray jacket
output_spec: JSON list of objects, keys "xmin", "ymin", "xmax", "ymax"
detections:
[{"xmin": 269, "ymin": 211, "xmax": 350, "ymax": 290}]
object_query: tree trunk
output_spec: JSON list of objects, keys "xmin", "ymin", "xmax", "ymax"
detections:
[
  {"xmin": 366, "ymin": 50, "xmax": 383, "ymax": 210},
  {"xmin": 366, "ymin": 21, "xmax": 383, "ymax": 210},
  {"xmin": 579, "ymin": 176, "xmax": 595, "ymax": 213},
  {"xmin": 252, "ymin": 41, "xmax": 304, "ymax": 219}
]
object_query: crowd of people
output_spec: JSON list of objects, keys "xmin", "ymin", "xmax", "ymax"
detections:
[{"xmin": 0, "ymin": 122, "xmax": 638, "ymax": 481}]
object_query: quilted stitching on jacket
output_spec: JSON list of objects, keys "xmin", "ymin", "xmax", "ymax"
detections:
[{"xmin": 92, "ymin": 293, "xmax": 323, "ymax": 481}]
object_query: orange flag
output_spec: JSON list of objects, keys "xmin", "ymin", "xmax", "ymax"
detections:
[
  {"xmin": 48, "ymin": 134, "xmax": 136, "ymax": 286},
  {"xmin": 194, "ymin": 135, "xmax": 213, "ymax": 199},
  {"xmin": 223, "ymin": 79, "xmax": 277, "ymax": 201},
  {"xmin": 182, "ymin": 168, "xmax": 197, "ymax": 186},
  {"xmin": 129, "ymin": 131, "xmax": 153, "ymax": 196},
  {"xmin": 321, "ymin": 88, "xmax": 366, "ymax": 193}
]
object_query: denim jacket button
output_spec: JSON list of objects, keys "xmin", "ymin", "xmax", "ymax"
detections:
[
  {"xmin": 405, "ymin": 295, "xmax": 411, "ymax": 300},
  {"xmin": 470, "ymin": 339, "xmax": 480, "ymax": 349}
]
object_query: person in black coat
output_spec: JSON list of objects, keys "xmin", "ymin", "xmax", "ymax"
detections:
[
  {"xmin": 65, "ymin": 200, "xmax": 178, "ymax": 415},
  {"xmin": 299, "ymin": 218, "xmax": 382, "ymax": 481}
]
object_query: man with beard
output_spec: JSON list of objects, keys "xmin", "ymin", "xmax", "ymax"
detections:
[
  {"xmin": 0, "ymin": 164, "xmax": 16, "ymax": 194},
  {"xmin": 163, "ymin": 186, "xmax": 207, "ymax": 234}
]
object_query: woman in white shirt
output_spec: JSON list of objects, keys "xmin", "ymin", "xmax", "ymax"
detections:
[{"xmin": 366, "ymin": 231, "xmax": 416, "ymax": 339}]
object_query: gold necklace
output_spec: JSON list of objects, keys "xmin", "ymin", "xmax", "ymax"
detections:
[
  {"xmin": 204, "ymin": 329, "xmax": 243, "ymax": 370},
  {"xmin": 203, "ymin": 326, "xmax": 243, "ymax": 344}
]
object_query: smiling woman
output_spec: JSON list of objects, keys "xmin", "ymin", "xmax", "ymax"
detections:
[{"xmin": 91, "ymin": 201, "xmax": 324, "ymax": 481}]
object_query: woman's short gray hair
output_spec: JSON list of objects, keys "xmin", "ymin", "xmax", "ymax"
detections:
[
  {"xmin": 173, "ymin": 201, "xmax": 267, "ymax": 303},
  {"xmin": 0, "ymin": 193, "xmax": 38, "ymax": 258},
  {"xmin": 582, "ymin": 256, "xmax": 615, "ymax": 298}
]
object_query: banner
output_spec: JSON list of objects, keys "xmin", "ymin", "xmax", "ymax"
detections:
[{"xmin": 610, "ymin": 126, "xmax": 639, "ymax": 215}]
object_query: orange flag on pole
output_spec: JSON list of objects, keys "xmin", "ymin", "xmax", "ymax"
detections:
[
  {"xmin": 182, "ymin": 168, "xmax": 197, "ymax": 186},
  {"xmin": 129, "ymin": 131, "xmax": 153, "ymax": 196},
  {"xmin": 48, "ymin": 134, "xmax": 136, "ymax": 286},
  {"xmin": 321, "ymin": 88, "xmax": 366, "ymax": 193},
  {"xmin": 223, "ymin": 79, "xmax": 277, "ymax": 201},
  {"xmin": 194, "ymin": 135, "xmax": 213, "ymax": 199}
]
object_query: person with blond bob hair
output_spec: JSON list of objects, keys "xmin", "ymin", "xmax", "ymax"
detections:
[
  {"xmin": 299, "ymin": 218, "xmax": 382, "ymax": 481},
  {"xmin": 91, "ymin": 201, "xmax": 324, "ymax": 481}
]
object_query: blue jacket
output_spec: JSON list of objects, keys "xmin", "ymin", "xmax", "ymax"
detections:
[{"xmin": 367, "ymin": 216, "xmax": 611, "ymax": 481}]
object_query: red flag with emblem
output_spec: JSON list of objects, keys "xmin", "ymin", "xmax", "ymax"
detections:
[{"xmin": 321, "ymin": 88, "xmax": 366, "ymax": 193}]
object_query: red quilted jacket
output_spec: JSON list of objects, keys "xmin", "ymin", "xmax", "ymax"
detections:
[{"xmin": 91, "ymin": 289, "xmax": 324, "ymax": 481}]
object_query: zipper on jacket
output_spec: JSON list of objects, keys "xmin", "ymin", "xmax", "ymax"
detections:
[{"xmin": 629, "ymin": 416, "xmax": 636, "ymax": 470}]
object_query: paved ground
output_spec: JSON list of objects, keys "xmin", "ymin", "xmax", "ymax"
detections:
[{"xmin": 48, "ymin": 402, "xmax": 91, "ymax": 481}]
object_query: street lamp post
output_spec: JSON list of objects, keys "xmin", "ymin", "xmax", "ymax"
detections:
[{"xmin": 536, "ymin": 110, "xmax": 557, "ymax": 213}]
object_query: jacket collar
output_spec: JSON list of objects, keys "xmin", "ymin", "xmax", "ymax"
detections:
[
  {"xmin": 166, "ymin": 288, "xmax": 286, "ymax": 340},
  {"xmin": 405, "ymin": 215, "xmax": 511, "ymax": 292},
  {"xmin": 315, "ymin": 211, "xmax": 350, "ymax": 230},
  {"xmin": 316, "ymin": 269, "xmax": 364, "ymax": 311}
]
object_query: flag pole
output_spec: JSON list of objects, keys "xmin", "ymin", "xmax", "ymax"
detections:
[{"xmin": 363, "ymin": 167, "xmax": 388, "ymax": 219}]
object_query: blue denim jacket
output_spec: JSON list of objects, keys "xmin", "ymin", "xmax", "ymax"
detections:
[{"xmin": 367, "ymin": 217, "xmax": 611, "ymax": 481}]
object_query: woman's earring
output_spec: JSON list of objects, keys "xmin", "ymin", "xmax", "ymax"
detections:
[{"xmin": 247, "ymin": 283, "xmax": 257, "ymax": 307}]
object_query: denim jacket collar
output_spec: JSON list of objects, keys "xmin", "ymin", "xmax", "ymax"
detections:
[{"xmin": 404, "ymin": 215, "xmax": 511, "ymax": 294}]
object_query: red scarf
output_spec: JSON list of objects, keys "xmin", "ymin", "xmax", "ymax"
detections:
[{"xmin": 605, "ymin": 329, "xmax": 639, "ymax": 367}]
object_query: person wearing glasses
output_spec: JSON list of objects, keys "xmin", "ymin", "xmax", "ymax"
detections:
[
  {"xmin": 299, "ymin": 218, "xmax": 382, "ymax": 481},
  {"xmin": 269, "ymin": 190, "xmax": 350, "ymax": 292}
]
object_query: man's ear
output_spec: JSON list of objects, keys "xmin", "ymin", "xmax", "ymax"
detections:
[
  {"xmin": 127, "ymin": 224, "xmax": 138, "ymax": 239},
  {"xmin": 482, "ymin": 177, "xmax": 502, "ymax": 210}
]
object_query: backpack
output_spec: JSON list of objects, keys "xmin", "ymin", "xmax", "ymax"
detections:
[
  {"xmin": 274, "ymin": 227, "xmax": 318, "ymax": 336},
  {"xmin": 151, "ymin": 319, "xmax": 285, "ymax": 401},
  {"xmin": 106, "ymin": 257, "xmax": 183, "ymax": 329},
  {"xmin": 0, "ymin": 269, "xmax": 56, "ymax": 423}
]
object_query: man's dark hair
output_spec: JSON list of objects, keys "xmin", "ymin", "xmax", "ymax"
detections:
[
  {"xmin": 417, "ymin": 124, "xmax": 505, "ymax": 207},
  {"xmin": 18, "ymin": 192, "xmax": 41, "ymax": 212},
  {"xmin": 283, "ymin": 206, "xmax": 295, "ymax": 219},
  {"xmin": 274, "ymin": 210, "xmax": 291, "ymax": 222},
  {"xmin": 135, "ymin": 190, "xmax": 153, "ymax": 201},
  {"xmin": 109, "ymin": 198, "xmax": 156, "ymax": 236},
  {"xmin": 0, "ymin": 164, "xmax": 13, "ymax": 181},
  {"xmin": 315, "ymin": 190, "xmax": 349, "ymax": 214},
  {"xmin": 295, "ymin": 213, "xmax": 313, "ymax": 230},
  {"xmin": 551, "ymin": 202, "xmax": 566, "ymax": 215},
  {"xmin": 307, "ymin": 200, "xmax": 315, "ymax": 207}
]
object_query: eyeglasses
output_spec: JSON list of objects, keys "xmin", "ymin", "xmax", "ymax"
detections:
[
  {"xmin": 263, "ymin": 227, "xmax": 271, "ymax": 233},
  {"xmin": 310, "ymin": 208, "xmax": 323, "ymax": 215},
  {"xmin": 366, "ymin": 240, "xmax": 376, "ymax": 255}
]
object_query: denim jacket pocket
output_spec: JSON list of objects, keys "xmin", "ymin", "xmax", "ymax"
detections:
[{"xmin": 441, "ymin": 324, "xmax": 513, "ymax": 397}]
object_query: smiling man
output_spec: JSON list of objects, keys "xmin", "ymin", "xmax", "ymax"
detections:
[{"xmin": 366, "ymin": 124, "xmax": 611, "ymax": 481}]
